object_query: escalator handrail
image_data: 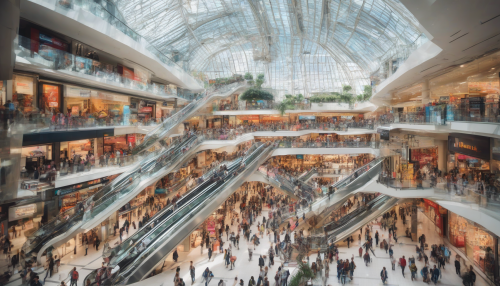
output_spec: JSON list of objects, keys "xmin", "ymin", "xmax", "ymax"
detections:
[{"xmin": 330, "ymin": 157, "xmax": 384, "ymax": 189}]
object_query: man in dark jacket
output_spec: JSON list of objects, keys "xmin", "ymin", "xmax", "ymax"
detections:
[
  {"xmin": 43, "ymin": 257, "xmax": 54, "ymax": 282},
  {"xmin": 455, "ymin": 257, "xmax": 461, "ymax": 275},
  {"xmin": 31, "ymin": 276, "xmax": 42, "ymax": 286},
  {"xmin": 258, "ymin": 255, "xmax": 265, "ymax": 267},
  {"xmin": 173, "ymin": 249, "xmax": 179, "ymax": 262}
]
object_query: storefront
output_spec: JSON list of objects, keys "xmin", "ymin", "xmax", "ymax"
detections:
[
  {"xmin": 236, "ymin": 115, "xmax": 259, "ymax": 125},
  {"xmin": 8, "ymin": 202, "xmax": 45, "ymax": 238},
  {"xmin": 20, "ymin": 145, "xmax": 54, "ymax": 174},
  {"xmin": 55, "ymin": 178, "xmax": 109, "ymax": 213},
  {"xmin": 39, "ymin": 82, "xmax": 63, "ymax": 114},
  {"xmin": 12, "ymin": 74, "xmax": 37, "ymax": 115},
  {"xmin": 260, "ymin": 115, "xmax": 289, "ymax": 123},
  {"xmin": 90, "ymin": 91, "xmax": 130, "ymax": 123},
  {"xmin": 409, "ymin": 147, "xmax": 438, "ymax": 175},
  {"xmin": 61, "ymin": 139, "xmax": 93, "ymax": 160},
  {"xmin": 443, "ymin": 81, "xmax": 499, "ymax": 122},
  {"xmin": 421, "ymin": 199, "xmax": 446, "ymax": 237},
  {"xmin": 316, "ymin": 113, "xmax": 363, "ymax": 123},
  {"xmin": 130, "ymin": 98, "xmax": 158, "ymax": 123},
  {"xmin": 448, "ymin": 211, "xmax": 497, "ymax": 280},
  {"xmin": 103, "ymin": 135, "xmax": 127, "ymax": 153},
  {"xmin": 298, "ymin": 115, "xmax": 316, "ymax": 124},
  {"xmin": 448, "ymin": 133, "xmax": 491, "ymax": 181}
]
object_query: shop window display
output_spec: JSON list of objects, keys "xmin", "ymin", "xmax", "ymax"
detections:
[
  {"xmin": 104, "ymin": 135, "xmax": 128, "ymax": 153},
  {"xmin": 59, "ymin": 140, "xmax": 94, "ymax": 174},
  {"xmin": 12, "ymin": 75, "xmax": 36, "ymax": 114},
  {"xmin": 41, "ymin": 84, "xmax": 61, "ymax": 114},
  {"xmin": 448, "ymin": 211, "xmax": 496, "ymax": 279}
]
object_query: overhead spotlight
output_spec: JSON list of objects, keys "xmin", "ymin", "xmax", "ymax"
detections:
[{"xmin": 460, "ymin": 65, "xmax": 464, "ymax": 67}]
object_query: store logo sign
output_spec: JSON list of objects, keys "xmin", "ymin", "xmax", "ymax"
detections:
[
  {"xmin": 448, "ymin": 134, "xmax": 490, "ymax": 161},
  {"xmin": 455, "ymin": 141, "xmax": 478, "ymax": 152}
]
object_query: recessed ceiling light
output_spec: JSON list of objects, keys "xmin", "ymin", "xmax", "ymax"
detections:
[{"xmin": 460, "ymin": 65, "xmax": 464, "ymax": 67}]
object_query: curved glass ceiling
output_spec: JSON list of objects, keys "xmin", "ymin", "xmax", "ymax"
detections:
[{"xmin": 113, "ymin": 0, "xmax": 424, "ymax": 97}]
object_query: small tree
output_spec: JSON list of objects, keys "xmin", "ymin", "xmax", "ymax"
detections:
[
  {"xmin": 239, "ymin": 88, "xmax": 274, "ymax": 101},
  {"xmin": 276, "ymin": 101, "xmax": 290, "ymax": 116},
  {"xmin": 363, "ymin": 85, "xmax": 372, "ymax": 101},
  {"xmin": 255, "ymin": 73, "xmax": 265, "ymax": 89},
  {"xmin": 244, "ymin": 72, "xmax": 253, "ymax": 80}
]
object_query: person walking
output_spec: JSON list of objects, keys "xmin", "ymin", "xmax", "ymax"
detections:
[
  {"xmin": 349, "ymin": 257, "xmax": 356, "ymax": 280},
  {"xmin": 455, "ymin": 257, "xmax": 461, "ymax": 275},
  {"xmin": 257, "ymin": 267, "xmax": 265, "ymax": 286},
  {"xmin": 173, "ymin": 249, "xmax": 179, "ymax": 263},
  {"xmin": 248, "ymin": 276, "xmax": 256, "ymax": 286},
  {"xmin": 380, "ymin": 267, "xmax": 388, "ymax": 284},
  {"xmin": 44, "ymin": 257, "xmax": 54, "ymax": 282},
  {"xmin": 409, "ymin": 262, "xmax": 417, "ymax": 281},
  {"xmin": 203, "ymin": 268, "xmax": 213, "ymax": 286},
  {"xmin": 225, "ymin": 249, "xmax": 230, "ymax": 268},
  {"xmin": 399, "ymin": 256, "xmax": 406, "ymax": 278},
  {"xmin": 468, "ymin": 266, "xmax": 476, "ymax": 286},
  {"xmin": 70, "ymin": 267, "xmax": 79, "ymax": 286},
  {"xmin": 84, "ymin": 240, "xmax": 89, "ymax": 256},
  {"xmin": 431, "ymin": 265, "xmax": 440, "ymax": 284},
  {"xmin": 268, "ymin": 246, "xmax": 274, "ymax": 267},
  {"xmin": 189, "ymin": 261, "xmax": 195, "ymax": 284},
  {"xmin": 324, "ymin": 259, "xmax": 329, "ymax": 279},
  {"xmin": 208, "ymin": 246, "xmax": 213, "ymax": 261}
]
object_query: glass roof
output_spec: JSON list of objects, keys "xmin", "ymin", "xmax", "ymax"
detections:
[{"xmin": 113, "ymin": 0, "xmax": 423, "ymax": 98}]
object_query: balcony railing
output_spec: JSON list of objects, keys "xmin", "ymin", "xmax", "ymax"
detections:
[{"xmin": 15, "ymin": 35, "xmax": 196, "ymax": 100}]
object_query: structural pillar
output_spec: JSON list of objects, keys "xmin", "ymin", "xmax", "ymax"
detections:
[
  {"xmin": 411, "ymin": 200, "xmax": 418, "ymax": 241},
  {"xmin": 436, "ymin": 139, "xmax": 448, "ymax": 174},
  {"xmin": 421, "ymin": 79, "xmax": 430, "ymax": 104},
  {"xmin": 0, "ymin": 0, "xmax": 20, "ymax": 81}
]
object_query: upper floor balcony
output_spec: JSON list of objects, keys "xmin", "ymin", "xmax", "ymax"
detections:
[
  {"xmin": 14, "ymin": 35, "xmax": 196, "ymax": 102},
  {"xmin": 371, "ymin": 105, "xmax": 500, "ymax": 138},
  {"xmin": 21, "ymin": 0, "xmax": 203, "ymax": 90},
  {"xmin": 211, "ymin": 100, "xmax": 376, "ymax": 116}
]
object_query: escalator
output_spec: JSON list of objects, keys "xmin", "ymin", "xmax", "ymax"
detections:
[
  {"xmin": 305, "ymin": 195, "xmax": 404, "ymax": 250},
  {"xmin": 85, "ymin": 143, "xmax": 274, "ymax": 285},
  {"xmin": 327, "ymin": 196, "xmax": 403, "ymax": 244},
  {"xmin": 278, "ymin": 157, "xmax": 385, "ymax": 223},
  {"xmin": 103, "ymin": 159, "xmax": 242, "ymax": 268},
  {"xmin": 323, "ymin": 195, "xmax": 388, "ymax": 234},
  {"xmin": 24, "ymin": 135, "xmax": 199, "ymax": 262},
  {"xmin": 256, "ymin": 169, "xmax": 300, "ymax": 200},
  {"xmin": 21, "ymin": 83, "xmax": 247, "ymax": 263},
  {"xmin": 132, "ymin": 82, "xmax": 247, "ymax": 155}
]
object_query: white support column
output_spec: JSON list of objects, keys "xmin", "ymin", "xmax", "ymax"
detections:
[
  {"xmin": 421, "ymin": 79, "xmax": 430, "ymax": 104},
  {"xmin": 436, "ymin": 139, "xmax": 448, "ymax": 174},
  {"xmin": 0, "ymin": 0, "xmax": 20, "ymax": 80}
]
